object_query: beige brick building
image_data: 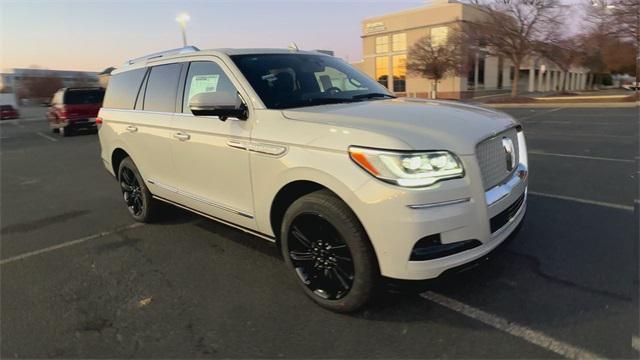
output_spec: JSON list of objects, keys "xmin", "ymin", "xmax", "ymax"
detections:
[{"xmin": 353, "ymin": 0, "xmax": 590, "ymax": 99}]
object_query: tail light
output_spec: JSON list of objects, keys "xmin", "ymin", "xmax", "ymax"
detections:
[
  {"xmin": 95, "ymin": 117, "xmax": 103, "ymax": 125},
  {"xmin": 59, "ymin": 105, "xmax": 67, "ymax": 119}
]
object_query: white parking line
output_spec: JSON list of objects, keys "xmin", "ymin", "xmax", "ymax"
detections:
[
  {"xmin": 421, "ymin": 291, "xmax": 605, "ymax": 360},
  {"xmin": 632, "ymin": 336, "xmax": 640, "ymax": 352},
  {"xmin": 0, "ymin": 223, "xmax": 144, "ymax": 265},
  {"xmin": 36, "ymin": 131, "xmax": 58, "ymax": 142},
  {"xmin": 529, "ymin": 191, "xmax": 635, "ymax": 211},
  {"xmin": 529, "ymin": 151, "xmax": 635, "ymax": 163}
]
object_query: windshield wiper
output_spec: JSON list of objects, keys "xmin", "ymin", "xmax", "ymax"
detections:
[
  {"xmin": 284, "ymin": 97, "xmax": 358, "ymax": 108},
  {"xmin": 351, "ymin": 93, "xmax": 396, "ymax": 100}
]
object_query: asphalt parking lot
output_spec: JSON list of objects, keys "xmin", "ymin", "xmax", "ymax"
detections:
[{"xmin": 1, "ymin": 106, "xmax": 638, "ymax": 358}]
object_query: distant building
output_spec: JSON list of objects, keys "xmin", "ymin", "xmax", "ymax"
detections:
[
  {"xmin": 0, "ymin": 68, "xmax": 100, "ymax": 103},
  {"xmin": 355, "ymin": 0, "xmax": 590, "ymax": 99}
]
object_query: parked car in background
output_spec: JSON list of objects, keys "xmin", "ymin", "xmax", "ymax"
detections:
[
  {"xmin": 0, "ymin": 105, "xmax": 20, "ymax": 120},
  {"xmin": 99, "ymin": 47, "xmax": 528, "ymax": 312},
  {"xmin": 622, "ymin": 82, "xmax": 640, "ymax": 91},
  {"xmin": 47, "ymin": 87, "xmax": 105, "ymax": 136}
]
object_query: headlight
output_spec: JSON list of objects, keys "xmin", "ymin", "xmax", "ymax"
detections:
[{"xmin": 349, "ymin": 146, "xmax": 464, "ymax": 187}]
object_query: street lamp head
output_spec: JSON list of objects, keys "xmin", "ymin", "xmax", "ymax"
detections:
[{"xmin": 176, "ymin": 13, "xmax": 190, "ymax": 24}]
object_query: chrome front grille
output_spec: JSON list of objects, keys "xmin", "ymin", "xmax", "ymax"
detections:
[{"xmin": 476, "ymin": 128, "xmax": 519, "ymax": 190}]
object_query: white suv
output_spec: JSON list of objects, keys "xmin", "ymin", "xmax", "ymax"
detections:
[{"xmin": 98, "ymin": 47, "xmax": 528, "ymax": 312}]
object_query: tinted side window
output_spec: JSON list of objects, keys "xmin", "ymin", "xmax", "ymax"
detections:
[
  {"xmin": 103, "ymin": 68, "xmax": 146, "ymax": 109},
  {"xmin": 182, "ymin": 61, "xmax": 238, "ymax": 113},
  {"xmin": 64, "ymin": 89, "xmax": 105, "ymax": 105},
  {"xmin": 143, "ymin": 63, "xmax": 182, "ymax": 113}
]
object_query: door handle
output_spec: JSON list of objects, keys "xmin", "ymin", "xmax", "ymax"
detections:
[
  {"xmin": 173, "ymin": 132, "xmax": 191, "ymax": 141},
  {"xmin": 126, "ymin": 125, "xmax": 138, "ymax": 133}
]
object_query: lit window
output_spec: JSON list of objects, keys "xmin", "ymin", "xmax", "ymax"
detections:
[
  {"xmin": 375, "ymin": 36, "xmax": 389, "ymax": 54},
  {"xmin": 392, "ymin": 55, "xmax": 406, "ymax": 92},
  {"xmin": 431, "ymin": 26, "xmax": 449, "ymax": 47},
  {"xmin": 375, "ymin": 57, "xmax": 389, "ymax": 88},
  {"xmin": 392, "ymin": 33, "xmax": 406, "ymax": 52}
]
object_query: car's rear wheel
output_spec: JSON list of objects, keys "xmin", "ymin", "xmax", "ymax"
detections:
[
  {"xmin": 59, "ymin": 124, "xmax": 72, "ymax": 137},
  {"xmin": 281, "ymin": 190, "xmax": 378, "ymax": 312},
  {"xmin": 118, "ymin": 157, "xmax": 160, "ymax": 222},
  {"xmin": 51, "ymin": 127, "xmax": 59, "ymax": 133}
]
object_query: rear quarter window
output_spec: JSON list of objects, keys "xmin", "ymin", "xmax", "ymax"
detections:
[
  {"xmin": 103, "ymin": 68, "xmax": 146, "ymax": 109},
  {"xmin": 142, "ymin": 63, "xmax": 182, "ymax": 113},
  {"xmin": 64, "ymin": 89, "xmax": 105, "ymax": 105}
]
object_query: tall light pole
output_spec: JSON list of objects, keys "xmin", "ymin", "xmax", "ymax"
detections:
[{"xmin": 176, "ymin": 13, "xmax": 190, "ymax": 47}]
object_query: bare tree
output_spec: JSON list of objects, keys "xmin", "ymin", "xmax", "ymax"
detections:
[
  {"xmin": 581, "ymin": 0, "xmax": 639, "ymax": 86},
  {"xmin": 462, "ymin": 0, "xmax": 566, "ymax": 96},
  {"xmin": 407, "ymin": 30, "xmax": 466, "ymax": 99},
  {"xmin": 536, "ymin": 39, "xmax": 580, "ymax": 92},
  {"xmin": 610, "ymin": 0, "xmax": 639, "ymax": 85},
  {"xmin": 20, "ymin": 76, "xmax": 63, "ymax": 100}
]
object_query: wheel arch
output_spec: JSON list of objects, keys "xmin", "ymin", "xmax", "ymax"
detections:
[{"xmin": 111, "ymin": 148, "xmax": 130, "ymax": 177}]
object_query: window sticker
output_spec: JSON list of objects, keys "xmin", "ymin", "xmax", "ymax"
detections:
[{"xmin": 188, "ymin": 74, "xmax": 220, "ymax": 100}]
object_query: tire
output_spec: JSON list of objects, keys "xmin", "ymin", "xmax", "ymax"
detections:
[
  {"xmin": 117, "ymin": 157, "xmax": 160, "ymax": 223},
  {"xmin": 51, "ymin": 127, "xmax": 59, "ymax": 134},
  {"xmin": 280, "ymin": 189, "xmax": 378, "ymax": 312},
  {"xmin": 59, "ymin": 124, "xmax": 73, "ymax": 137}
]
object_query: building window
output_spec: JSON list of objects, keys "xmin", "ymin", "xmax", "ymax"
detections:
[
  {"xmin": 392, "ymin": 33, "xmax": 406, "ymax": 52},
  {"xmin": 375, "ymin": 36, "xmax": 389, "ymax": 54},
  {"xmin": 392, "ymin": 55, "xmax": 406, "ymax": 92},
  {"xmin": 431, "ymin": 26, "xmax": 449, "ymax": 47},
  {"xmin": 375, "ymin": 56, "xmax": 389, "ymax": 88}
]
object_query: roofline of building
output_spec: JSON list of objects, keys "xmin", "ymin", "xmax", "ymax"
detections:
[{"xmin": 361, "ymin": 1, "xmax": 465, "ymax": 23}]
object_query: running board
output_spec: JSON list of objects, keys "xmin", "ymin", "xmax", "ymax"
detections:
[{"xmin": 152, "ymin": 195, "xmax": 276, "ymax": 243}]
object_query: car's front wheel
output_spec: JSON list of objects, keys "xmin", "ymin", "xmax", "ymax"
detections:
[
  {"xmin": 281, "ymin": 190, "xmax": 378, "ymax": 312},
  {"xmin": 118, "ymin": 157, "xmax": 160, "ymax": 222}
]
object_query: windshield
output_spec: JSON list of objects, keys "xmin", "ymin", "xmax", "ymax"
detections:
[
  {"xmin": 64, "ymin": 89, "xmax": 105, "ymax": 105},
  {"xmin": 231, "ymin": 54, "xmax": 393, "ymax": 109}
]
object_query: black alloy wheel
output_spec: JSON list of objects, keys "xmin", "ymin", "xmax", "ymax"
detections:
[
  {"xmin": 120, "ymin": 166, "xmax": 144, "ymax": 217},
  {"xmin": 288, "ymin": 213, "xmax": 355, "ymax": 300},
  {"xmin": 117, "ymin": 157, "xmax": 160, "ymax": 223},
  {"xmin": 281, "ymin": 189, "xmax": 378, "ymax": 312}
]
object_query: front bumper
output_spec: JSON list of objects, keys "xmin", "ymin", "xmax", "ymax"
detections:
[{"xmin": 351, "ymin": 134, "xmax": 528, "ymax": 280}]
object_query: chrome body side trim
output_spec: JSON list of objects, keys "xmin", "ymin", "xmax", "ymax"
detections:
[
  {"xmin": 147, "ymin": 179, "xmax": 253, "ymax": 218},
  {"xmin": 152, "ymin": 195, "xmax": 275, "ymax": 242},
  {"xmin": 407, "ymin": 198, "xmax": 470, "ymax": 209},
  {"xmin": 226, "ymin": 139, "xmax": 287, "ymax": 156},
  {"xmin": 485, "ymin": 163, "xmax": 528, "ymax": 206}
]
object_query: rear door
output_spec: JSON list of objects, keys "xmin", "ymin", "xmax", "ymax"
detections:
[
  {"xmin": 100, "ymin": 64, "xmax": 181, "ymax": 201},
  {"xmin": 63, "ymin": 89, "xmax": 105, "ymax": 119},
  {"xmin": 131, "ymin": 63, "xmax": 184, "ymax": 199},
  {"xmin": 168, "ymin": 59, "xmax": 255, "ymax": 228}
]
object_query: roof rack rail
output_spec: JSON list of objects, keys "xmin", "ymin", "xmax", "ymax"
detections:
[{"xmin": 125, "ymin": 45, "xmax": 200, "ymax": 65}]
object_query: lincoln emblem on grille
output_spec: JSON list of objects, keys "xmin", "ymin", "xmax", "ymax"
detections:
[{"xmin": 502, "ymin": 137, "xmax": 515, "ymax": 171}]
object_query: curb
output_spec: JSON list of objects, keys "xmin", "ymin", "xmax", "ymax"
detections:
[{"xmin": 484, "ymin": 102, "xmax": 639, "ymax": 109}]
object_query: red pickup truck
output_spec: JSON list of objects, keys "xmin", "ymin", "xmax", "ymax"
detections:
[{"xmin": 47, "ymin": 87, "xmax": 105, "ymax": 136}]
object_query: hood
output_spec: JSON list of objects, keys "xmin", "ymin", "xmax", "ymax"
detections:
[{"xmin": 282, "ymin": 98, "xmax": 518, "ymax": 154}]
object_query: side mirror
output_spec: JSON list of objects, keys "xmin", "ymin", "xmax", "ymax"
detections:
[{"xmin": 189, "ymin": 92, "xmax": 247, "ymax": 121}]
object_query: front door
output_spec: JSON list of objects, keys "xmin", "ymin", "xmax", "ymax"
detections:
[{"xmin": 169, "ymin": 60, "xmax": 255, "ymax": 229}]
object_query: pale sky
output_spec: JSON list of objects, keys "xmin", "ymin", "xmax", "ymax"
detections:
[
  {"xmin": 0, "ymin": 0, "xmax": 584, "ymax": 72},
  {"xmin": 0, "ymin": 0, "xmax": 426, "ymax": 71}
]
